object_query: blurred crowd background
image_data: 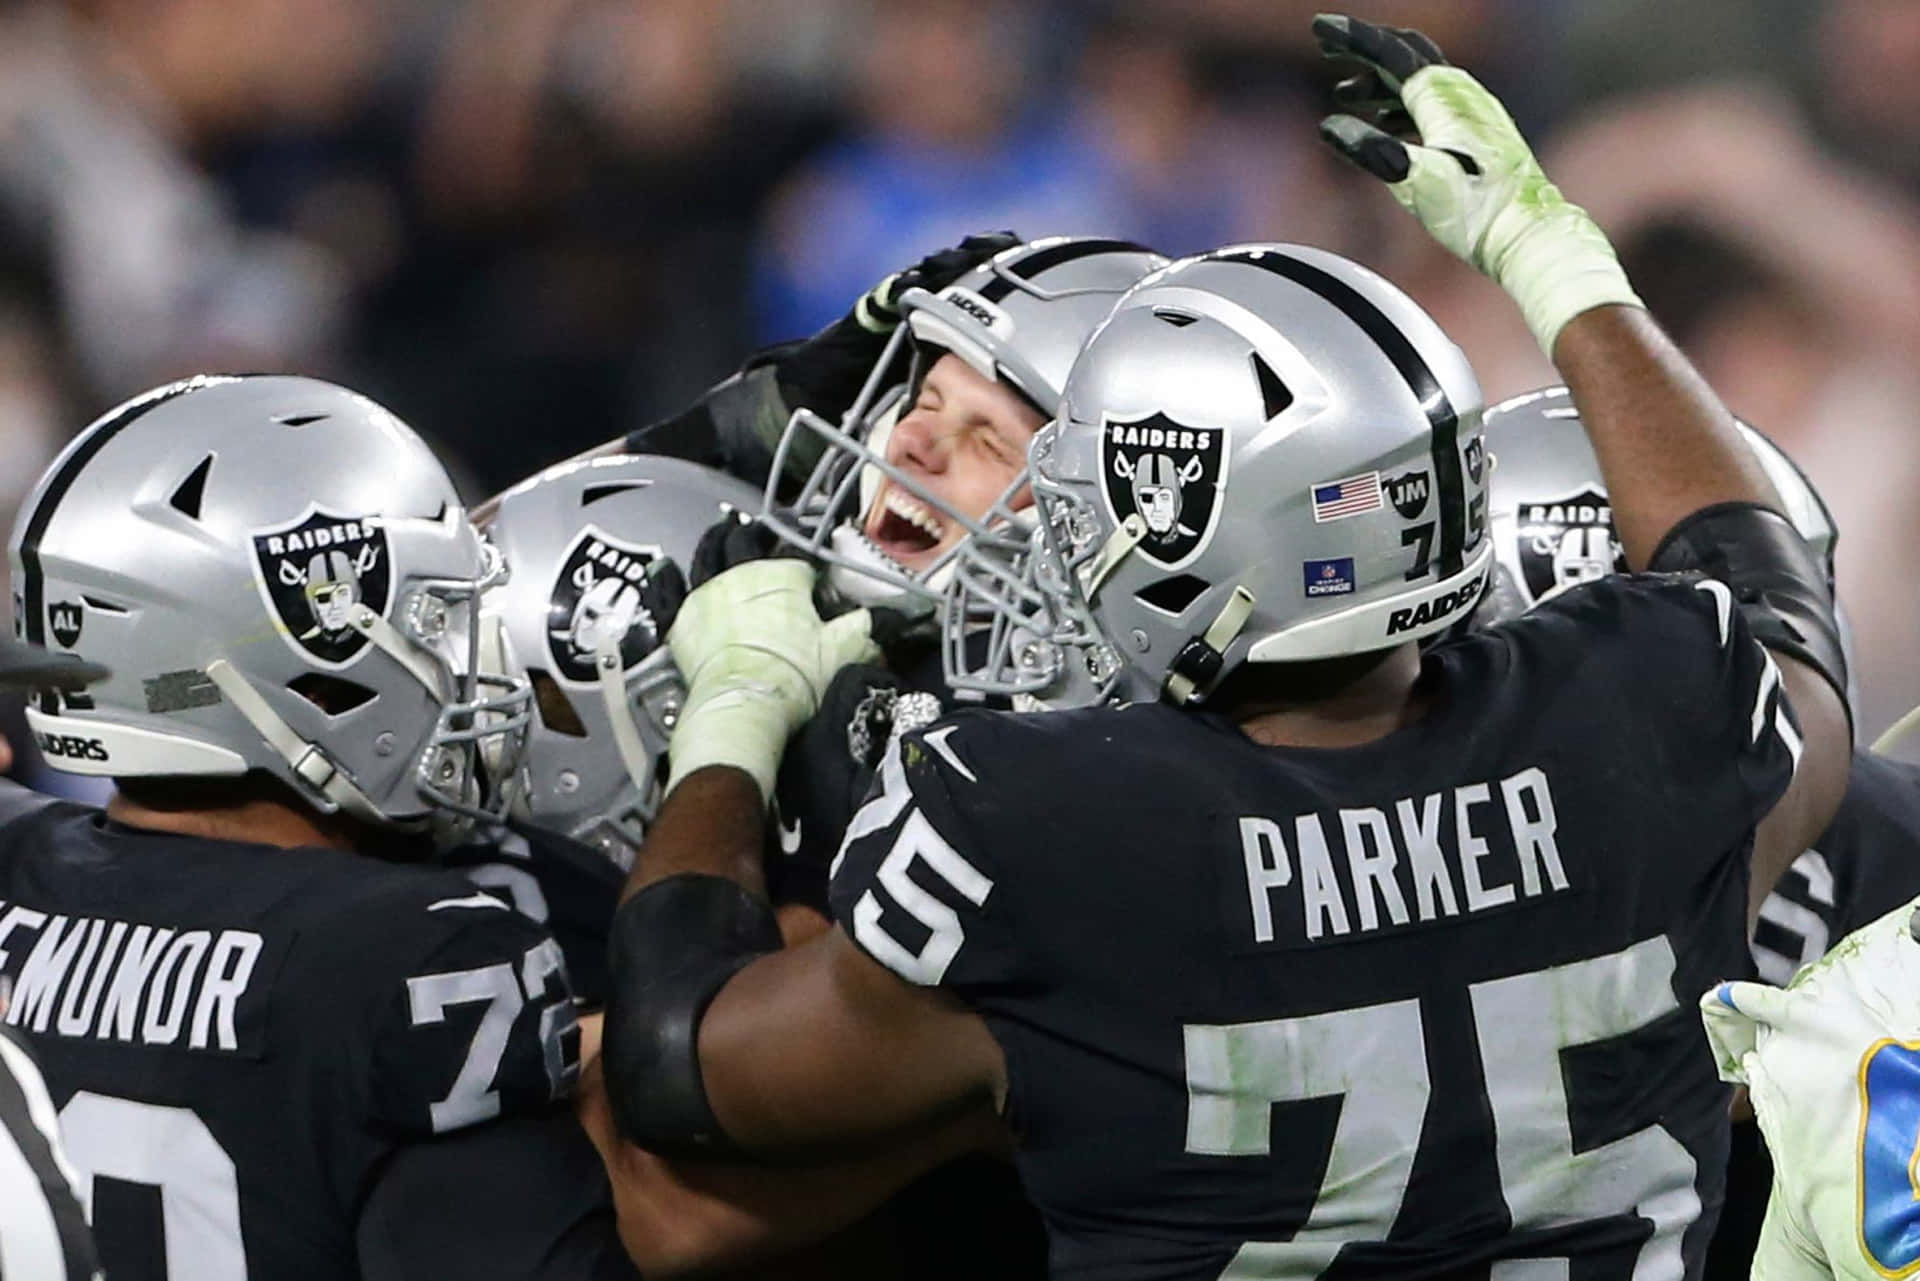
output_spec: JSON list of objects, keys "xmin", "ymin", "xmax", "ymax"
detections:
[{"xmin": 4, "ymin": 0, "xmax": 1920, "ymax": 748}]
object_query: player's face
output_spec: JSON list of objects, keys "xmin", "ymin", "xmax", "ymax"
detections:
[
  {"xmin": 862, "ymin": 353, "xmax": 1044, "ymax": 573},
  {"xmin": 309, "ymin": 579, "xmax": 358, "ymax": 630}
]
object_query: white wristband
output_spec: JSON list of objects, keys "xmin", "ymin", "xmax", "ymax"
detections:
[
  {"xmin": 664, "ymin": 690, "xmax": 788, "ymax": 804},
  {"xmin": 1487, "ymin": 197, "xmax": 1645, "ymax": 356}
]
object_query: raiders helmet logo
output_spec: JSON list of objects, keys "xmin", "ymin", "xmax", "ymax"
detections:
[
  {"xmin": 1515, "ymin": 486, "xmax": 1625, "ymax": 603},
  {"xmin": 547, "ymin": 526, "xmax": 668, "ymax": 684},
  {"xmin": 1101, "ymin": 412, "xmax": 1227, "ymax": 570},
  {"xmin": 250, "ymin": 508, "xmax": 391, "ymax": 666},
  {"xmin": 48, "ymin": 601, "xmax": 83, "ymax": 648}
]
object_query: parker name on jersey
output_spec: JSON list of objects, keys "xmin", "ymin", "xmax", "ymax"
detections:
[
  {"xmin": 830, "ymin": 575, "xmax": 1799, "ymax": 1281},
  {"xmin": 1237, "ymin": 766, "xmax": 1566, "ymax": 946}
]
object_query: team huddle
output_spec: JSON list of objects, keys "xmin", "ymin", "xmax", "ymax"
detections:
[{"xmin": 1, "ymin": 15, "xmax": 1915, "ymax": 1281}]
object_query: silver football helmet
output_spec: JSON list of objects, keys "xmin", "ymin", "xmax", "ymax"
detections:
[
  {"xmin": 946, "ymin": 243, "xmax": 1492, "ymax": 706},
  {"xmin": 485, "ymin": 454, "xmax": 760, "ymax": 868},
  {"xmin": 1479, "ymin": 385, "xmax": 1838, "ymax": 622},
  {"xmin": 9, "ymin": 375, "xmax": 531, "ymax": 839},
  {"xmin": 761, "ymin": 236, "xmax": 1168, "ymax": 608}
]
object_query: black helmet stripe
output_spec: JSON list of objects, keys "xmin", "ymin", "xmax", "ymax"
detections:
[
  {"xmin": 18, "ymin": 381, "xmax": 203, "ymax": 645},
  {"xmin": 976, "ymin": 238, "xmax": 1158, "ymax": 302},
  {"xmin": 1213, "ymin": 248, "xmax": 1467, "ymax": 579}
]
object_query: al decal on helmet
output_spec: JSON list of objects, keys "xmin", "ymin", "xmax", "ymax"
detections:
[
  {"xmin": 250, "ymin": 507, "xmax": 391, "ymax": 666},
  {"xmin": 545, "ymin": 525, "xmax": 667, "ymax": 684},
  {"xmin": 1101, "ymin": 412, "xmax": 1227, "ymax": 570}
]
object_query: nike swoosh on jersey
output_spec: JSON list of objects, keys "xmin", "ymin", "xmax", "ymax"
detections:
[
  {"xmin": 426, "ymin": 892, "xmax": 510, "ymax": 913},
  {"xmin": 923, "ymin": 726, "xmax": 978, "ymax": 783}
]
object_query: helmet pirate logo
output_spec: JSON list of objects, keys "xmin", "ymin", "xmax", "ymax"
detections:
[
  {"xmin": 250, "ymin": 507, "xmax": 391, "ymax": 666},
  {"xmin": 1515, "ymin": 486, "xmax": 1624, "ymax": 604},
  {"xmin": 546, "ymin": 525, "xmax": 668, "ymax": 684},
  {"xmin": 1101, "ymin": 412, "xmax": 1226, "ymax": 570}
]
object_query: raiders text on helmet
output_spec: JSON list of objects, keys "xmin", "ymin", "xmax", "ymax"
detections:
[
  {"xmin": 761, "ymin": 236, "xmax": 1168, "ymax": 607},
  {"xmin": 486, "ymin": 454, "xmax": 760, "ymax": 867},
  {"xmin": 944, "ymin": 243, "xmax": 1491, "ymax": 706},
  {"xmin": 8, "ymin": 375, "xmax": 531, "ymax": 838}
]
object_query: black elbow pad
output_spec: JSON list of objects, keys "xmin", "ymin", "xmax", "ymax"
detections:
[
  {"xmin": 1648, "ymin": 501, "xmax": 1850, "ymax": 715},
  {"xmin": 602, "ymin": 874, "xmax": 782, "ymax": 1158}
]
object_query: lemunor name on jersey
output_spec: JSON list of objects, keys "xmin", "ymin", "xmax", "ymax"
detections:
[
  {"xmin": 1237, "ymin": 766, "xmax": 1569, "ymax": 946},
  {"xmin": 0, "ymin": 902, "xmax": 263, "ymax": 1053}
]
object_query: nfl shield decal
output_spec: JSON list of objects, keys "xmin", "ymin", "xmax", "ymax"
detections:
[
  {"xmin": 251, "ymin": 507, "xmax": 391, "ymax": 666},
  {"xmin": 1101, "ymin": 412, "xmax": 1226, "ymax": 570},
  {"xmin": 547, "ymin": 526, "xmax": 668, "ymax": 684},
  {"xmin": 1515, "ymin": 486, "xmax": 1624, "ymax": 603}
]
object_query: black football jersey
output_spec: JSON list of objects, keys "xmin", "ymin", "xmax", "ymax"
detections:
[
  {"xmin": 444, "ymin": 822, "xmax": 626, "ymax": 1007},
  {"xmin": 1749, "ymin": 752, "xmax": 1920, "ymax": 983},
  {"xmin": 0, "ymin": 784, "xmax": 587, "ymax": 1281},
  {"xmin": 771, "ymin": 637, "xmax": 983, "ymax": 913},
  {"xmin": 830, "ymin": 575, "xmax": 1801, "ymax": 1281}
]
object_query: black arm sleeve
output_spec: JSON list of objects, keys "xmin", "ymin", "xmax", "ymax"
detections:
[
  {"xmin": 357, "ymin": 1108, "xmax": 640, "ymax": 1281},
  {"xmin": 1648, "ymin": 500, "xmax": 1848, "ymax": 713},
  {"xmin": 622, "ymin": 349, "xmax": 821, "ymax": 495}
]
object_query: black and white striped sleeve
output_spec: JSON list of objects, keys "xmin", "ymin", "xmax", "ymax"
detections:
[{"xmin": 0, "ymin": 1027, "xmax": 101, "ymax": 1281}]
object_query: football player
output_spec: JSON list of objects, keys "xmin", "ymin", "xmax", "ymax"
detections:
[
  {"xmin": 481, "ymin": 235, "xmax": 1167, "ymax": 918},
  {"xmin": 0, "ymin": 635, "xmax": 103, "ymax": 1281},
  {"xmin": 1474, "ymin": 386, "xmax": 1920, "ymax": 1281},
  {"xmin": 483, "ymin": 454, "xmax": 1051, "ymax": 1277},
  {"xmin": 0, "ymin": 374, "xmax": 639, "ymax": 1280},
  {"xmin": 593, "ymin": 16, "xmax": 1853, "ymax": 1280},
  {"xmin": 489, "ymin": 241, "xmax": 1163, "ymax": 1278},
  {"xmin": 1476, "ymin": 386, "xmax": 1920, "ymax": 983},
  {"xmin": 1702, "ymin": 898, "xmax": 1920, "ymax": 1281}
]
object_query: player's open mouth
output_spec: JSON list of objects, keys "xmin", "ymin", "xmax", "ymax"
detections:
[{"xmin": 865, "ymin": 485, "xmax": 948, "ymax": 567}]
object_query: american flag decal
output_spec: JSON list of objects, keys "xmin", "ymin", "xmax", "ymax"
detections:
[{"xmin": 1311, "ymin": 471, "xmax": 1384, "ymax": 522}]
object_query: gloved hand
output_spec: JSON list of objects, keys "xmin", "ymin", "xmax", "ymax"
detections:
[
  {"xmin": 688, "ymin": 510, "xmax": 790, "ymax": 590},
  {"xmin": 762, "ymin": 232, "xmax": 1023, "ymax": 425},
  {"xmin": 850, "ymin": 231, "xmax": 1024, "ymax": 334},
  {"xmin": 688, "ymin": 510, "xmax": 927, "ymax": 652},
  {"xmin": 1313, "ymin": 14, "xmax": 1642, "ymax": 354},
  {"xmin": 665, "ymin": 559, "xmax": 880, "ymax": 803}
]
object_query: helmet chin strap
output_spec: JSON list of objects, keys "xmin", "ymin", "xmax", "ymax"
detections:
[
  {"xmin": 594, "ymin": 636, "xmax": 662, "ymax": 817},
  {"xmin": 203, "ymin": 658, "xmax": 395, "ymax": 827},
  {"xmin": 206, "ymin": 603, "xmax": 471, "ymax": 830},
  {"xmin": 1079, "ymin": 514, "xmax": 1147, "ymax": 598},
  {"xmin": 348, "ymin": 606, "xmax": 450, "ymax": 697},
  {"xmin": 1165, "ymin": 586, "xmax": 1257, "ymax": 706}
]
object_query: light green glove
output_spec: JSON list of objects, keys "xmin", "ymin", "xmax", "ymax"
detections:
[
  {"xmin": 665, "ymin": 559, "xmax": 879, "ymax": 803},
  {"xmin": 1314, "ymin": 13, "xmax": 1643, "ymax": 354}
]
